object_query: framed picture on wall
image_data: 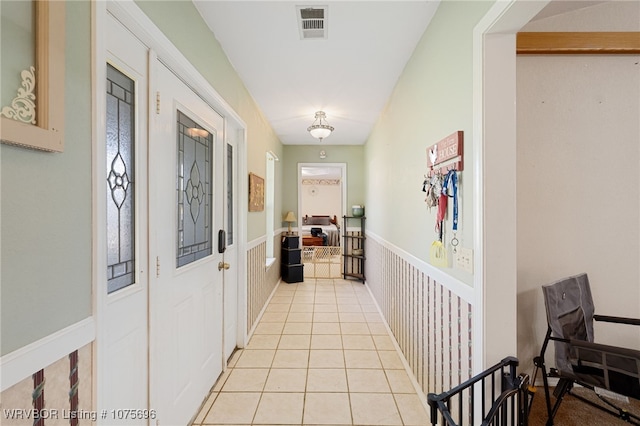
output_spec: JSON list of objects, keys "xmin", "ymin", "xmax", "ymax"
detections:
[{"xmin": 248, "ymin": 172, "xmax": 264, "ymax": 212}]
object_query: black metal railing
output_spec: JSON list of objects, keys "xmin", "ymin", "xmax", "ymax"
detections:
[{"xmin": 428, "ymin": 356, "xmax": 531, "ymax": 426}]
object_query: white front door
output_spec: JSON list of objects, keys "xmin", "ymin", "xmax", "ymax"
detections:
[
  {"xmin": 149, "ymin": 60, "xmax": 226, "ymax": 425},
  {"xmin": 97, "ymin": 13, "xmax": 149, "ymax": 423}
]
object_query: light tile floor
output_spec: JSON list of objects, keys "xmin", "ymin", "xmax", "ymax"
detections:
[{"xmin": 191, "ymin": 278, "xmax": 430, "ymax": 426}]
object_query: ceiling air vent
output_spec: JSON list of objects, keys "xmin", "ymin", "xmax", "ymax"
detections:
[{"xmin": 297, "ymin": 6, "xmax": 327, "ymax": 39}]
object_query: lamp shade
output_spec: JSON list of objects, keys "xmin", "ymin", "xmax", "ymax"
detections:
[{"xmin": 284, "ymin": 211, "xmax": 297, "ymax": 234}]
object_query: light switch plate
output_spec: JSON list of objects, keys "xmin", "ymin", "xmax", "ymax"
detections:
[{"xmin": 455, "ymin": 247, "xmax": 473, "ymax": 274}]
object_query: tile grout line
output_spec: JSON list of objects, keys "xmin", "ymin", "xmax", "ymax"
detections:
[{"xmin": 197, "ymin": 279, "xmax": 426, "ymax": 425}]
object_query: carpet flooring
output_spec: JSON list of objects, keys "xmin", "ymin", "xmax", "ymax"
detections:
[{"xmin": 527, "ymin": 386, "xmax": 640, "ymax": 425}]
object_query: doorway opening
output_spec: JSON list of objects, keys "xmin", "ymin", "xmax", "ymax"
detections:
[{"xmin": 297, "ymin": 163, "xmax": 346, "ymax": 278}]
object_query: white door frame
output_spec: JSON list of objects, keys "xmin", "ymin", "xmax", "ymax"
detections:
[
  {"xmin": 297, "ymin": 162, "xmax": 348, "ymax": 223},
  {"xmin": 222, "ymin": 128, "xmax": 243, "ymax": 361},
  {"xmin": 93, "ymin": 0, "xmax": 249, "ymax": 417},
  {"xmin": 471, "ymin": 0, "xmax": 550, "ymax": 372}
]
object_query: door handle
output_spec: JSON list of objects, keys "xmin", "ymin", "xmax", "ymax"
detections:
[{"xmin": 218, "ymin": 261, "xmax": 230, "ymax": 271}]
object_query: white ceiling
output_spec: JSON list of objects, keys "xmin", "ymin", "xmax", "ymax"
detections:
[
  {"xmin": 193, "ymin": 1, "xmax": 440, "ymax": 145},
  {"xmin": 193, "ymin": 1, "xmax": 606, "ymax": 146}
]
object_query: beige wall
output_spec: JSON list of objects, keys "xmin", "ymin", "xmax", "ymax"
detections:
[
  {"xmin": 516, "ymin": 1, "xmax": 640, "ymax": 375},
  {"xmin": 301, "ymin": 181, "xmax": 342, "ymax": 219}
]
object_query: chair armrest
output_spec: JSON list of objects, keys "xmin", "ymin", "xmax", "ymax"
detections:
[
  {"xmin": 594, "ymin": 314, "xmax": 640, "ymax": 326},
  {"xmin": 570, "ymin": 339, "xmax": 640, "ymax": 372}
]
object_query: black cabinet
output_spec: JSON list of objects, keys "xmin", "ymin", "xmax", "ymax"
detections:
[
  {"xmin": 281, "ymin": 235, "xmax": 303, "ymax": 283},
  {"xmin": 342, "ymin": 216, "xmax": 365, "ymax": 283}
]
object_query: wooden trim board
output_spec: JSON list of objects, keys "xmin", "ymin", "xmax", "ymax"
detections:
[{"xmin": 517, "ymin": 32, "xmax": 640, "ymax": 54}]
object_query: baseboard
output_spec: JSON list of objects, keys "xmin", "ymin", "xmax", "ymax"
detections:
[{"xmin": 1, "ymin": 317, "xmax": 95, "ymax": 392}]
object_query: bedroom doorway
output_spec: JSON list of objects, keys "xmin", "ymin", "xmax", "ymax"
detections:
[
  {"xmin": 297, "ymin": 163, "xmax": 346, "ymax": 278},
  {"xmin": 297, "ymin": 163, "xmax": 347, "ymax": 233},
  {"xmin": 298, "ymin": 163, "xmax": 346, "ymax": 220}
]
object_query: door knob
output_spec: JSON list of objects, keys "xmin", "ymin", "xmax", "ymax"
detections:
[{"xmin": 218, "ymin": 261, "xmax": 230, "ymax": 271}]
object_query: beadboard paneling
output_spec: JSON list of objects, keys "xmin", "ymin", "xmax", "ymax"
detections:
[
  {"xmin": 366, "ymin": 234, "xmax": 473, "ymax": 396},
  {"xmin": 246, "ymin": 235, "xmax": 282, "ymax": 334}
]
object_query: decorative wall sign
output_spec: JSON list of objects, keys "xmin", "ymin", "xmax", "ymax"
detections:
[
  {"xmin": 426, "ymin": 131, "xmax": 464, "ymax": 176},
  {"xmin": 248, "ymin": 172, "xmax": 265, "ymax": 212}
]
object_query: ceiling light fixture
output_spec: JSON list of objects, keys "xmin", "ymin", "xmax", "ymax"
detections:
[
  {"xmin": 187, "ymin": 128, "xmax": 209, "ymax": 138},
  {"xmin": 307, "ymin": 111, "xmax": 334, "ymax": 141}
]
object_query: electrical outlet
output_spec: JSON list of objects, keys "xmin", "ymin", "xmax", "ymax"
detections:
[{"xmin": 455, "ymin": 247, "xmax": 474, "ymax": 274}]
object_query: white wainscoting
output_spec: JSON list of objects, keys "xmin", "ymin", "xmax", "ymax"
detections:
[
  {"xmin": 366, "ymin": 232, "xmax": 474, "ymax": 396},
  {"xmin": 246, "ymin": 235, "xmax": 282, "ymax": 335},
  {"xmin": 0, "ymin": 317, "xmax": 95, "ymax": 392}
]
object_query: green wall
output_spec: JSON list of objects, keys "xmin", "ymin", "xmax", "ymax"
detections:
[
  {"xmin": 1, "ymin": 1, "xmax": 35, "ymax": 107},
  {"xmin": 136, "ymin": 1, "xmax": 283, "ymax": 241},
  {"xmin": 282, "ymin": 145, "xmax": 365, "ymax": 223},
  {"xmin": 364, "ymin": 1, "xmax": 493, "ymax": 285},
  {"xmin": 1, "ymin": 1, "xmax": 92, "ymax": 355}
]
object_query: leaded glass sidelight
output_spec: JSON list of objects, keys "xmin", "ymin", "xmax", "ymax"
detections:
[
  {"xmin": 226, "ymin": 143, "xmax": 234, "ymax": 246},
  {"xmin": 106, "ymin": 64, "xmax": 135, "ymax": 293},
  {"xmin": 177, "ymin": 111, "xmax": 213, "ymax": 267}
]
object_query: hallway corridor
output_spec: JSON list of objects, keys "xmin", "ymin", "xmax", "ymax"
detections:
[{"xmin": 191, "ymin": 278, "xmax": 430, "ymax": 425}]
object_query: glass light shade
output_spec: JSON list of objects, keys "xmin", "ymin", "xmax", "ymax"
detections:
[{"xmin": 308, "ymin": 126, "xmax": 333, "ymax": 139}]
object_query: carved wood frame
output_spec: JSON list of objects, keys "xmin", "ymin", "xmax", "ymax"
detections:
[{"xmin": 1, "ymin": 1, "xmax": 66, "ymax": 152}]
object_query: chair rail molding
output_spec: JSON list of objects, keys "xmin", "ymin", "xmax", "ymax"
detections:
[{"xmin": 0, "ymin": 317, "xmax": 95, "ymax": 392}]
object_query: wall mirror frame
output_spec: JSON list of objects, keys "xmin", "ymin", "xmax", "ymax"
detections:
[
  {"xmin": 297, "ymin": 163, "xmax": 347, "ymax": 228},
  {"xmin": 1, "ymin": 0, "xmax": 65, "ymax": 152}
]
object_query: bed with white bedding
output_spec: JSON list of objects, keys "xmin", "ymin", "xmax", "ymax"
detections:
[{"xmin": 301, "ymin": 215, "xmax": 340, "ymax": 246}]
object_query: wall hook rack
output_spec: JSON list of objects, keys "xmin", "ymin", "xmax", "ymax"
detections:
[{"xmin": 426, "ymin": 131, "xmax": 464, "ymax": 177}]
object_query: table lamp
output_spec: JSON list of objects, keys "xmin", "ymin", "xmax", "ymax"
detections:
[{"xmin": 284, "ymin": 211, "xmax": 297, "ymax": 235}]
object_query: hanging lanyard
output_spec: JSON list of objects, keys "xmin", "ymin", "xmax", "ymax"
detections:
[
  {"xmin": 443, "ymin": 170, "xmax": 458, "ymax": 231},
  {"xmin": 443, "ymin": 170, "xmax": 459, "ymax": 252}
]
